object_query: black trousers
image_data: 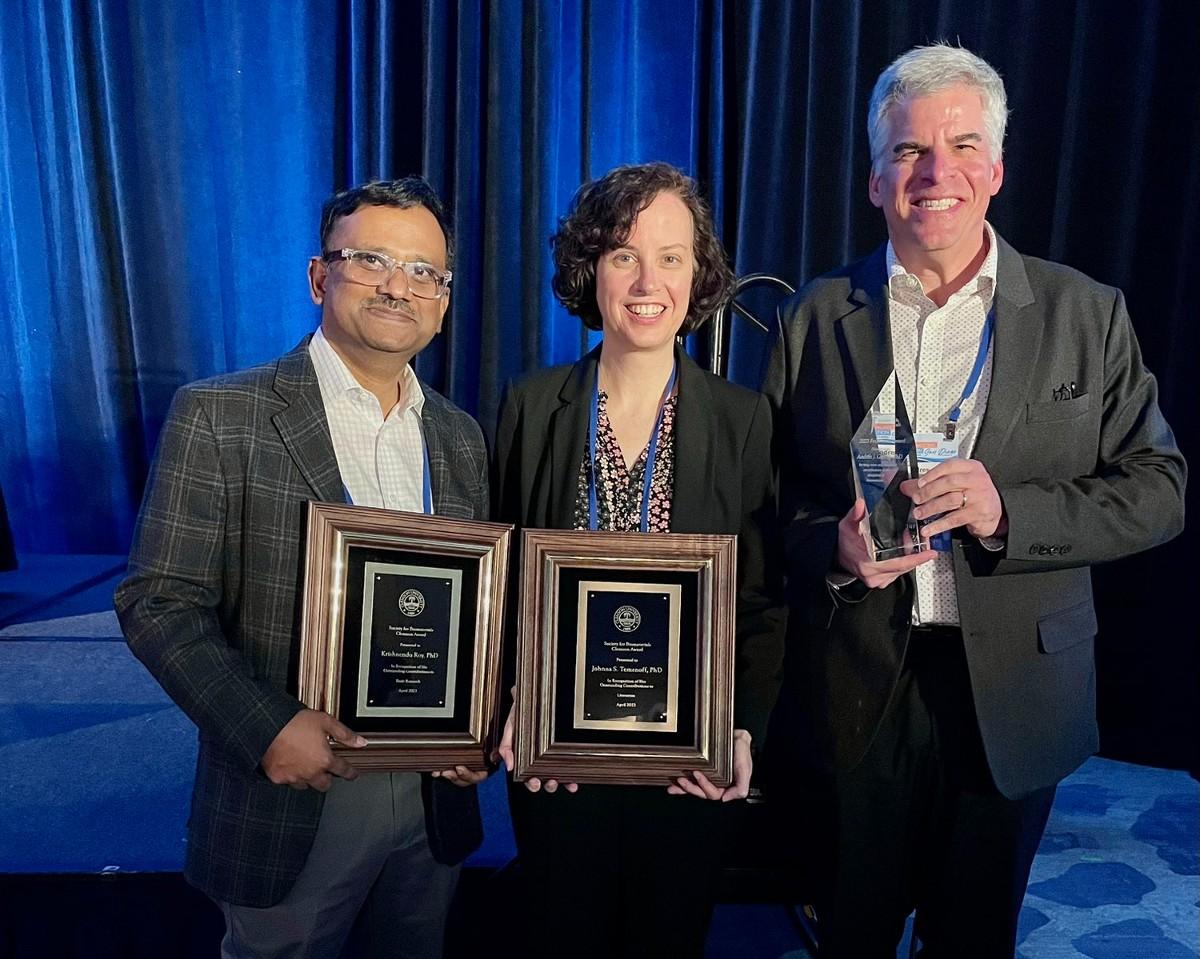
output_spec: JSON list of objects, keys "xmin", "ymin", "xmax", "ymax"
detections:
[
  {"xmin": 815, "ymin": 626, "xmax": 1055, "ymax": 958},
  {"xmin": 509, "ymin": 783, "xmax": 725, "ymax": 958}
]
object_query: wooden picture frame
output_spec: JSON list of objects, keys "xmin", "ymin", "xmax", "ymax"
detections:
[
  {"xmin": 514, "ymin": 529, "xmax": 736, "ymax": 786},
  {"xmin": 298, "ymin": 502, "xmax": 512, "ymax": 771}
]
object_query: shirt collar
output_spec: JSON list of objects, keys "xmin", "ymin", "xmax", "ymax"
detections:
[
  {"xmin": 309, "ymin": 327, "xmax": 425, "ymax": 418},
  {"xmin": 885, "ymin": 221, "xmax": 998, "ymax": 305}
]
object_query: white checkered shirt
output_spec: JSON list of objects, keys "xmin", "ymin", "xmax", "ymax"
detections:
[
  {"xmin": 886, "ymin": 222, "xmax": 998, "ymax": 625},
  {"xmin": 309, "ymin": 327, "xmax": 430, "ymax": 513}
]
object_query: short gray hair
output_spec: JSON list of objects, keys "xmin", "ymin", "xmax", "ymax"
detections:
[{"xmin": 867, "ymin": 44, "xmax": 1008, "ymax": 171}]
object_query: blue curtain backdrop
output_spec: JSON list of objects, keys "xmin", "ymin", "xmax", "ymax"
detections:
[
  {"xmin": 0, "ymin": 0, "xmax": 735, "ymax": 553},
  {"xmin": 1, "ymin": 0, "xmax": 1196, "ymax": 767}
]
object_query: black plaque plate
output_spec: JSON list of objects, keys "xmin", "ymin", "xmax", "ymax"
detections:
[
  {"xmin": 574, "ymin": 581, "xmax": 680, "ymax": 731},
  {"xmin": 358, "ymin": 562, "xmax": 461, "ymax": 716}
]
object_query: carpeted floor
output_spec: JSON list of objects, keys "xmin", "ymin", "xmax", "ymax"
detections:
[{"xmin": 2, "ymin": 556, "xmax": 1196, "ymax": 957}]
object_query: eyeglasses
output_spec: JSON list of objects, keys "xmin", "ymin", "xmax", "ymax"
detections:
[{"xmin": 322, "ymin": 248, "xmax": 453, "ymax": 299}]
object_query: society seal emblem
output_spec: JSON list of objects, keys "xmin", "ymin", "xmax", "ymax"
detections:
[
  {"xmin": 398, "ymin": 589, "xmax": 425, "ymax": 617},
  {"xmin": 613, "ymin": 605, "xmax": 641, "ymax": 633}
]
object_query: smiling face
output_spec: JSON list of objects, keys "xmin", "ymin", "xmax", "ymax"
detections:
[
  {"xmin": 307, "ymin": 203, "xmax": 449, "ymax": 369},
  {"xmin": 869, "ymin": 83, "xmax": 1004, "ymax": 280},
  {"xmin": 594, "ymin": 190, "xmax": 695, "ymax": 357}
]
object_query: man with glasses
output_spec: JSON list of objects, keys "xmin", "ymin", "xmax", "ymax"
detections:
[{"xmin": 117, "ymin": 178, "xmax": 488, "ymax": 958}]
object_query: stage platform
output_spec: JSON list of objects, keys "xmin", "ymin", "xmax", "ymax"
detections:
[{"xmin": 2, "ymin": 555, "xmax": 1196, "ymax": 957}]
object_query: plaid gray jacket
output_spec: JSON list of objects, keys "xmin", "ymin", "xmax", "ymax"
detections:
[{"xmin": 115, "ymin": 337, "xmax": 489, "ymax": 907}]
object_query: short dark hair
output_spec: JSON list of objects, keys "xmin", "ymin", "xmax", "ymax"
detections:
[
  {"xmin": 551, "ymin": 163, "xmax": 733, "ymax": 334},
  {"xmin": 319, "ymin": 177, "xmax": 455, "ymax": 267}
]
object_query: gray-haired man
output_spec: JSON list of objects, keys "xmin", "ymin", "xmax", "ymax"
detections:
[{"xmin": 766, "ymin": 45, "xmax": 1184, "ymax": 955}]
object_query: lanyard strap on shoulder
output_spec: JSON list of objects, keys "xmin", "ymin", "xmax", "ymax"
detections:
[{"xmin": 946, "ymin": 307, "xmax": 995, "ymax": 434}]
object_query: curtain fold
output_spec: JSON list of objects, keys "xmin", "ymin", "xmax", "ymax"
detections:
[
  {"xmin": 0, "ymin": 0, "xmax": 1193, "ymax": 546},
  {"xmin": 4, "ymin": 0, "xmax": 1196, "ymax": 542},
  {"xmin": 1, "ymin": 0, "xmax": 1195, "ymax": 771}
]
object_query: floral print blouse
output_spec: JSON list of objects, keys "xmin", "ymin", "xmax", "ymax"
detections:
[{"xmin": 573, "ymin": 390, "xmax": 677, "ymax": 532}]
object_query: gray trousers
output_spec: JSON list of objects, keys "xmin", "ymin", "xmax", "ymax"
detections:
[{"xmin": 219, "ymin": 772, "xmax": 460, "ymax": 959}]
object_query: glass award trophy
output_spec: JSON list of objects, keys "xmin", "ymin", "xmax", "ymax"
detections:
[{"xmin": 850, "ymin": 372, "xmax": 928, "ymax": 560}]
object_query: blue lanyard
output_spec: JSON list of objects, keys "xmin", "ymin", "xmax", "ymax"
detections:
[
  {"xmin": 587, "ymin": 361, "xmax": 677, "ymax": 533},
  {"xmin": 342, "ymin": 434, "xmax": 433, "ymax": 514},
  {"xmin": 944, "ymin": 307, "xmax": 995, "ymax": 439}
]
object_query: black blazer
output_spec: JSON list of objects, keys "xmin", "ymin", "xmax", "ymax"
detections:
[
  {"xmin": 765, "ymin": 236, "xmax": 1186, "ymax": 798},
  {"xmin": 492, "ymin": 344, "xmax": 786, "ymax": 746}
]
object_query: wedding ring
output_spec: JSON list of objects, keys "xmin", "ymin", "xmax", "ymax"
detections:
[{"xmin": 960, "ymin": 491, "xmax": 969, "ymax": 509}]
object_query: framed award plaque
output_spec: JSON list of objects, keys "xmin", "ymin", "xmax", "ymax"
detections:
[
  {"xmin": 297, "ymin": 502, "xmax": 513, "ymax": 771},
  {"xmin": 514, "ymin": 529, "xmax": 736, "ymax": 787}
]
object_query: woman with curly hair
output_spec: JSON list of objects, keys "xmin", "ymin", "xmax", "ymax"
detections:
[{"xmin": 493, "ymin": 162, "xmax": 785, "ymax": 955}]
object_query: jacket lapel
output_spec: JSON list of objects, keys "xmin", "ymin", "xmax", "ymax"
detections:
[
  {"xmin": 421, "ymin": 386, "xmax": 467, "ymax": 515},
  {"xmin": 668, "ymin": 347, "xmax": 715, "ymax": 534},
  {"xmin": 421, "ymin": 386, "xmax": 448, "ymax": 513},
  {"xmin": 972, "ymin": 235, "xmax": 1040, "ymax": 467},
  {"xmin": 547, "ymin": 348, "xmax": 595, "ymax": 528},
  {"xmin": 841, "ymin": 247, "xmax": 895, "ymax": 429},
  {"xmin": 271, "ymin": 337, "xmax": 344, "ymax": 503}
]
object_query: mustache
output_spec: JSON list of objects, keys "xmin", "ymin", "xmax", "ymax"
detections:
[{"xmin": 362, "ymin": 295, "xmax": 416, "ymax": 318}]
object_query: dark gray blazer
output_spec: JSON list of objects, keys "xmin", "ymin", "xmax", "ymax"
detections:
[
  {"xmin": 115, "ymin": 337, "xmax": 489, "ymax": 907},
  {"xmin": 765, "ymin": 234, "xmax": 1186, "ymax": 798},
  {"xmin": 492, "ymin": 345, "xmax": 786, "ymax": 747}
]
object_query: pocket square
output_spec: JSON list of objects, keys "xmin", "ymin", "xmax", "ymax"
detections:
[{"xmin": 1052, "ymin": 381, "xmax": 1086, "ymax": 402}]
